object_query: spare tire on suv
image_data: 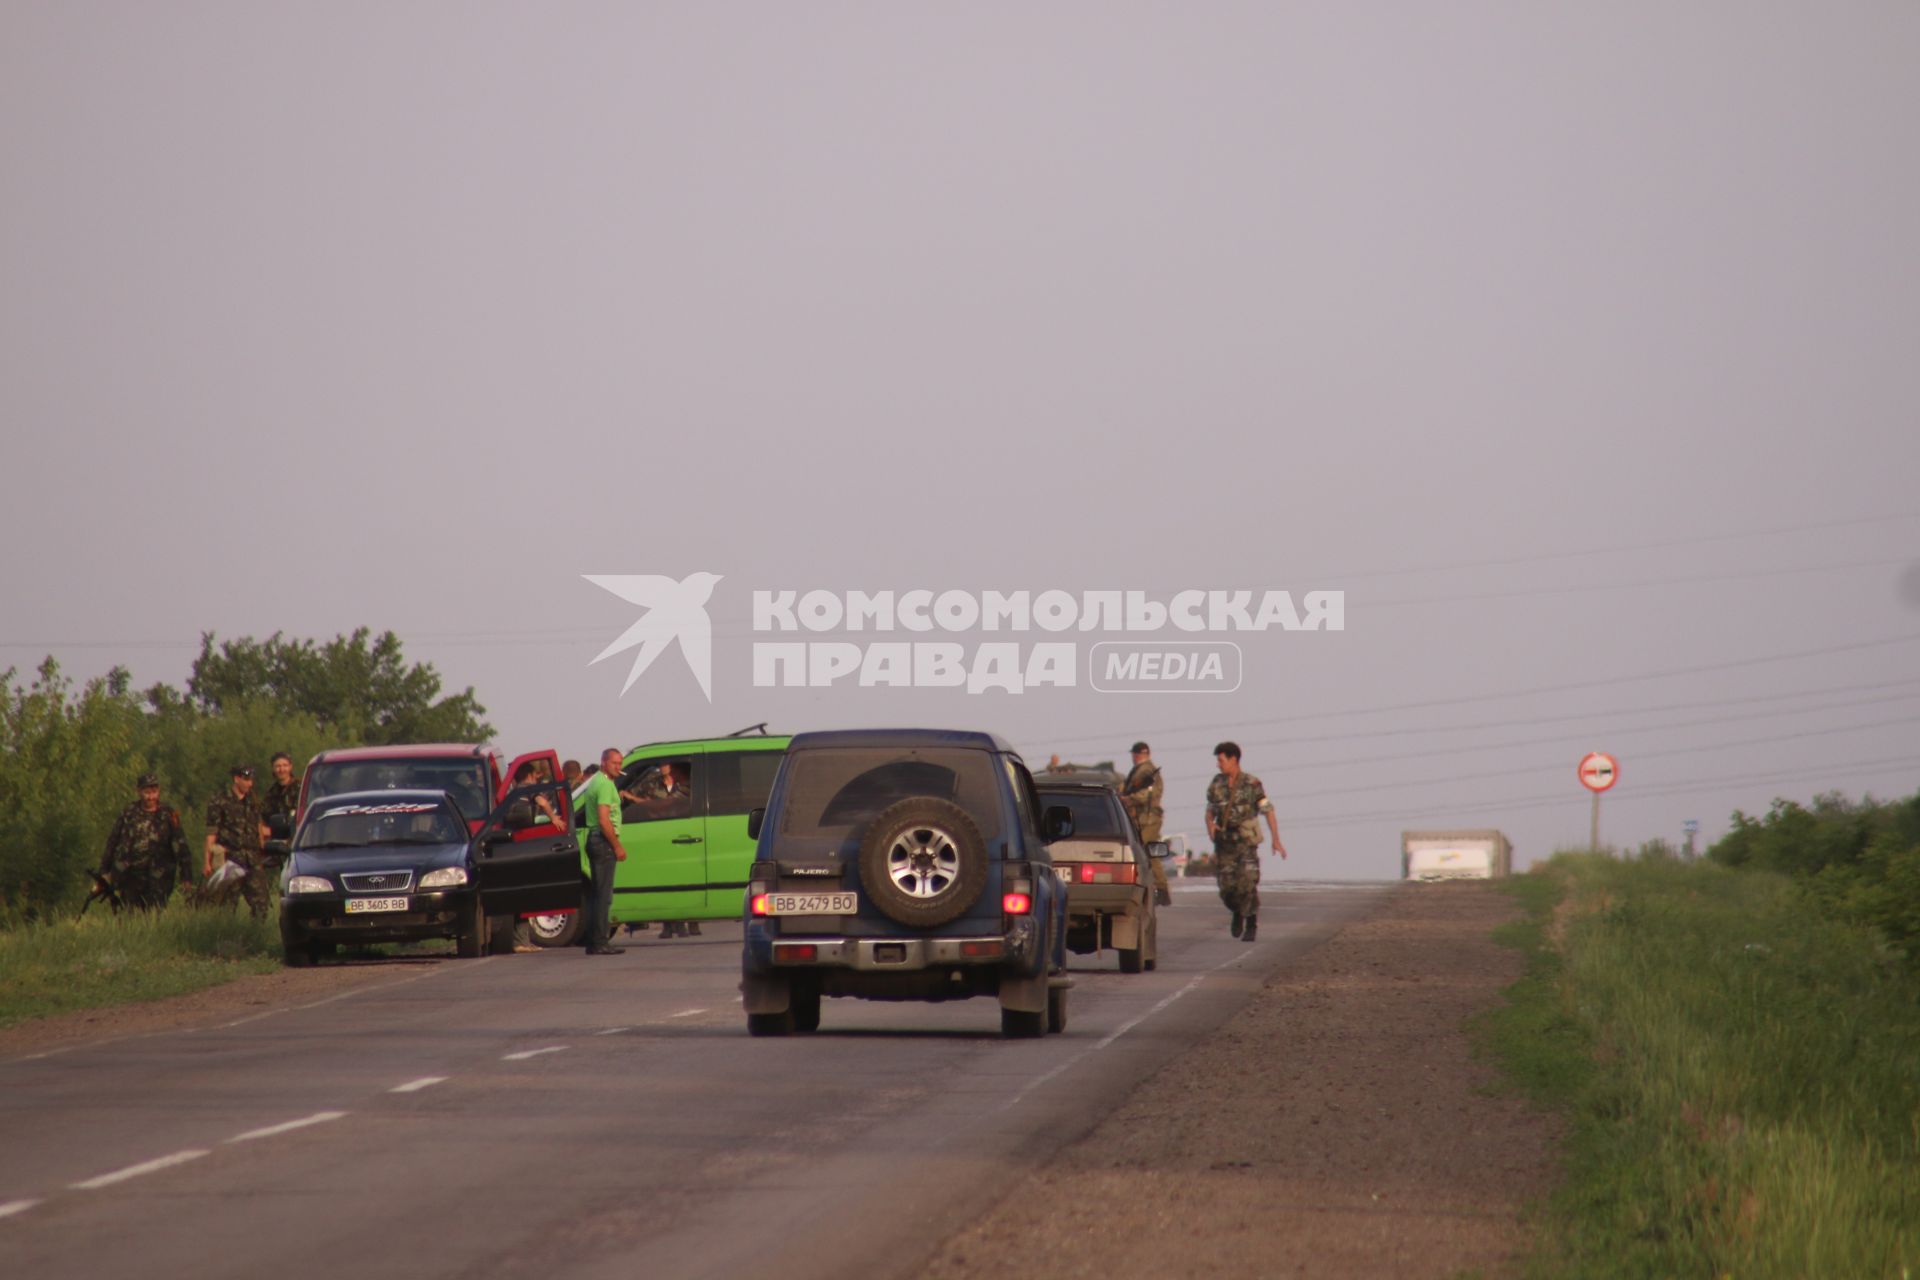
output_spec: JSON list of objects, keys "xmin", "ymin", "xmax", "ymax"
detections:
[{"xmin": 857, "ymin": 796, "xmax": 989, "ymax": 928}]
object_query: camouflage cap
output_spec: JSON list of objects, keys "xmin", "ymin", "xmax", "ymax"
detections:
[
  {"xmin": 1131, "ymin": 741, "xmax": 1150, "ymax": 753},
  {"xmin": 137, "ymin": 773, "xmax": 160, "ymax": 788},
  {"xmin": 231, "ymin": 764, "xmax": 255, "ymax": 779}
]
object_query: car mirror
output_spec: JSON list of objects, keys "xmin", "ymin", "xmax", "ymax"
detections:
[
  {"xmin": 747, "ymin": 807, "xmax": 766, "ymax": 841},
  {"xmin": 1041, "ymin": 805, "xmax": 1075, "ymax": 841},
  {"xmin": 265, "ymin": 813, "xmax": 293, "ymax": 841},
  {"xmin": 1147, "ymin": 841, "xmax": 1170, "ymax": 860},
  {"xmin": 264, "ymin": 838, "xmax": 291, "ymax": 858}
]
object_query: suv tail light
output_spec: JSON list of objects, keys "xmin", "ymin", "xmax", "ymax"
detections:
[
  {"xmin": 750, "ymin": 894, "xmax": 771, "ymax": 916},
  {"xmin": 1002, "ymin": 892, "xmax": 1032, "ymax": 915}
]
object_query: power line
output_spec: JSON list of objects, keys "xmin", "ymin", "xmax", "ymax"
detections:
[
  {"xmin": 1039, "ymin": 630, "xmax": 1920, "ymax": 753},
  {"xmin": 1276, "ymin": 752, "xmax": 1920, "ymax": 832},
  {"xmin": 1364, "ymin": 556, "xmax": 1906, "ymax": 608}
]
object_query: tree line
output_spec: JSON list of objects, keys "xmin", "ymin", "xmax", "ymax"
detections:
[
  {"xmin": 0, "ymin": 629, "xmax": 490, "ymax": 919},
  {"xmin": 1708, "ymin": 785, "xmax": 1920, "ymax": 967}
]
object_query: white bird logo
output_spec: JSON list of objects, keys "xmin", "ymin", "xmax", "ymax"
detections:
[{"xmin": 584, "ymin": 572, "xmax": 724, "ymax": 701}]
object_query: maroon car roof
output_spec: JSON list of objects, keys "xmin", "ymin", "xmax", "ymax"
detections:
[{"xmin": 308, "ymin": 744, "xmax": 494, "ymax": 762}]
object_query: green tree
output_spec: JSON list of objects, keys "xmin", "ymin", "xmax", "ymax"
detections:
[{"xmin": 186, "ymin": 629, "xmax": 490, "ymax": 745}]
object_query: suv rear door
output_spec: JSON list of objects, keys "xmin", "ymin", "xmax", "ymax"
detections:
[{"xmin": 474, "ymin": 780, "xmax": 580, "ymax": 915}]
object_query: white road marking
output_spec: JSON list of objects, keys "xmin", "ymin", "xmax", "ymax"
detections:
[
  {"xmin": 669, "ymin": 1008, "xmax": 707, "ymax": 1018},
  {"xmin": 998, "ymin": 952, "xmax": 1257, "ymax": 1114},
  {"xmin": 227, "ymin": 1111, "xmax": 347, "ymax": 1143},
  {"xmin": 502, "ymin": 1046, "xmax": 567, "ymax": 1061},
  {"xmin": 389, "ymin": 1077, "xmax": 448, "ymax": 1093},
  {"xmin": 0, "ymin": 1199, "xmax": 42, "ymax": 1220},
  {"xmin": 71, "ymin": 1150, "xmax": 210, "ymax": 1190},
  {"xmin": 594, "ymin": 1027, "xmax": 630, "ymax": 1036},
  {"xmin": 8, "ymin": 962, "xmax": 470, "ymax": 1064}
]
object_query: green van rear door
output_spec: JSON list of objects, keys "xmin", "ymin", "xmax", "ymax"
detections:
[{"xmin": 701, "ymin": 745, "xmax": 786, "ymax": 916}]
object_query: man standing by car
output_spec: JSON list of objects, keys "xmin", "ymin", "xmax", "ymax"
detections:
[
  {"xmin": 101, "ymin": 773, "xmax": 192, "ymax": 909},
  {"xmin": 1120, "ymin": 741, "xmax": 1171, "ymax": 906},
  {"xmin": 580, "ymin": 747, "xmax": 629, "ymax": 955},
  {"xmin": 206, "ymin": 764, "xmax": 272, "ymax": 918},
  {"xmin": 1204, "ymin": 742, "xmax": 1286, "ymax": 942}
]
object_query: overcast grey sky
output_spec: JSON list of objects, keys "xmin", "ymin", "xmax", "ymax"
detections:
[{"xmin": 4, "ymin": 3, "xmax": 1917, "ymax": 878}]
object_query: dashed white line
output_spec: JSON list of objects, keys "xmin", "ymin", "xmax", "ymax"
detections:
[
  {"xmin": 997, "ymin": 952, "xmax": 1258, "ymax": 1114},
  {"xmin": 227, "ymin": 1111, "xmax": 347, "ymax": 1143},
  {"xmin": 669, "ymin": 1008, "xmax": 707, "ymax": 1019},
  {"xmin": 595, "ymin": 1027, "xmax": 630, "ymax": 1036},
  {"xmin": 502, "ymin": 1046, "xmax": 567, "ymax": 1061},
  {"xmin": 71, "ymin": 1150, "xmax": 210, "ymax": 1190},
  {"xmin": 0, "ymin": 1199, "xmax": 42, "ymax": 1220},
  {"xmin": 389, "ymin": 1077, "xmax": 448, "ymax": 1093}
]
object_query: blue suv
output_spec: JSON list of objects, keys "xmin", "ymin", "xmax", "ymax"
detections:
[{"xmin": 740, "ymin": 730, "xmax": 1073, "ymax": 1038}]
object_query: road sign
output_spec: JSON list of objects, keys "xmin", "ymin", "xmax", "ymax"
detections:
[
  {"xmin": 1578, "ymin": 752, "xmax": 1619, "ymax": 793},
  {"xmin": 1681, "ymin": 819, "xmax": 1699, "ymax": 834}
]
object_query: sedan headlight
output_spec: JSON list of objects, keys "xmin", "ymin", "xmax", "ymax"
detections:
[
  {"xmin": 418, "ymin": 867, "xmax": 469, "ymax": 889},
  {"xmin": 286, "ymin": 875, "xmax": 333, "ymax": 895}
]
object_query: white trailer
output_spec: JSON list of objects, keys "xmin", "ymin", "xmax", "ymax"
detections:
[{"xmin": 1401, "ymin": 829, "xmax": 1513, "ymax": 881}]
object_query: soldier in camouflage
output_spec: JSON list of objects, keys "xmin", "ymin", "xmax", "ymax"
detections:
[
  {"xmin": 261, "ymin": 751, "xmax": 301, "ymax": 839},
  {"xmin": 100, "ymin": 774, "xmax": 193, "ymax": 909},
  {"xmin": 1204, "ymin": 741, "xmax": 1286, "ymax": 942},
  {"xmin": 1120, "ymin": 741, "xmax": 1172, "ymax": 906},
  {"xmin": 205, "ymin": 764, "xmax": 272, "ymax": 919}
]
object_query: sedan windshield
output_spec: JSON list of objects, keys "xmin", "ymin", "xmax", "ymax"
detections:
[
  {"xmin": 297, "ymin": 801, "xmax": 465, "ymax": 850},
  {"xmin": 777, "ymin": 747, "xmax": 1002, "ymax": 854},
  {"xmin": 306, "ymin": 760, "xmax": 491, "ymax": 823}
]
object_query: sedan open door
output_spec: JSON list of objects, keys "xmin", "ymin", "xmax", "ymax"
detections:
[{"xmin": 474, "ymin": 780, "xmax": 581, "ymax": 917}]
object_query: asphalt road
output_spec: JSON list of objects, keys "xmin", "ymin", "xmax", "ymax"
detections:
[{"xmin": 0, "ymin": 881, "xmax": 1388, "ymax": 1280}]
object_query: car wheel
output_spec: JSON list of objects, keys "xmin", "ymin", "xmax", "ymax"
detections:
[
  {"xmin": 455, "ymin": 896, "xmax": 485, "ymax": 958},
  {"xmin": 527, "ymin": 911, "xmax": 581, "ymax": 948},
  {"xmin": 791, "ymin": 982, "xmax": 822, "ymax": 1034},
  {"xmin": 1001, "ymin": 1006, "xmax": 1045, "ymax": 1038},
  {"xmin": 747, "ymin": 1010, "xmax": 795, "ymax": 1037},
  {"xmin": 857, "ymin": 797, "xmax": 989, "ymax": 929},
  {"xmin": 281, "ymin": 932, "xmax": 313, "ymax": 968},
  {"xmin": 1046, "ymin": 982, "xmax": 1068, "ymax": 1034}
]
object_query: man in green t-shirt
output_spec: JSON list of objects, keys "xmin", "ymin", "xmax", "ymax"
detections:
[{"xmin": 580, "ymin": 748, "xmax": 629, "ymax": 955}]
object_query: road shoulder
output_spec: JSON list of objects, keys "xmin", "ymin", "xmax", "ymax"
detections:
[{"xmin": 925, "ymin": 881, "xmax": 1561, "ymax": 1279}]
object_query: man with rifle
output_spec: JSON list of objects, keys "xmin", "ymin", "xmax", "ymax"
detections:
[{"xmin": 98, "ymin": 773, "xmax": 193, "ymax": 910}]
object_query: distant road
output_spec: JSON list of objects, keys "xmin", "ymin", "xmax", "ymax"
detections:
[{"xmin": 0, "ymin": 882, "xmax": 1389, "ymax": 1280}]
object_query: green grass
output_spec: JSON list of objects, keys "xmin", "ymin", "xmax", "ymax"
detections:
[
  {"xmin": 1480, "ymin": 853, "xmax": 1920, "ymax": 1279},
  {"xmin": 0, "ymin": 905, "xmax": 283, "ymax": 1029}
]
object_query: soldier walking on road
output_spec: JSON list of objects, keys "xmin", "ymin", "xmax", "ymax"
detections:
[
  {"xmin": 100, "ymin": 773, "xmax": 193, "ymax": 909},
  {"xmin": 1120, "ymin": 741, "xmax": 1172, "ymax": 906},
  {"xmin": 205, "ymin": 764, "xmax": 272, "ymax": 919},
  {"xmin": 1204, "ymin": 741, "xmax": 1286, "ymax": 942}
]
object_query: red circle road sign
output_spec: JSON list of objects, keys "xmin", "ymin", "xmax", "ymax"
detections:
[{"xmin": 1578, "ymin": 752, "xmax": 1619, "ymax": 793}]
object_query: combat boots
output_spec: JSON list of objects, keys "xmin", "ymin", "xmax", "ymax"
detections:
[
  {"xmin": 1230, "ymin": 911, "xmax": 1244, "ymax": 938},
  {"xmin": 1241, "ymin": 914, "xmax": 1258, "ymax": 942}
]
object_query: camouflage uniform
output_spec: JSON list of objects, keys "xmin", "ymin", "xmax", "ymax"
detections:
[
  {"xmin": 1120, "ymin": 759, "xmax": 1170, "ymax": 897},
  {"xmin": 261, "ymin": 777, "xmax": 301, "ymax": 831},
  {"xmin": 1205, "ymin": 771, "xmax": 1272, "ymax": 918},
  {"xmin": 206, "ymin": 789, "xmax": 271, "ymax": 918},
  {"xmin": 100, "ymin": 801, "xmax": 192, "ymax": 909}
]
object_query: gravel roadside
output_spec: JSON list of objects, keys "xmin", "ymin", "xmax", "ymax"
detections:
[{"xmin": 925, "ymin": 881, "xmax": 1561, "ymax": 1279}]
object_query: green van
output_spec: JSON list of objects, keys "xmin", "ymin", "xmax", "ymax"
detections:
[{"xmin": 529, "ymin": 727, "xmax": 790, "ymax": 946}]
